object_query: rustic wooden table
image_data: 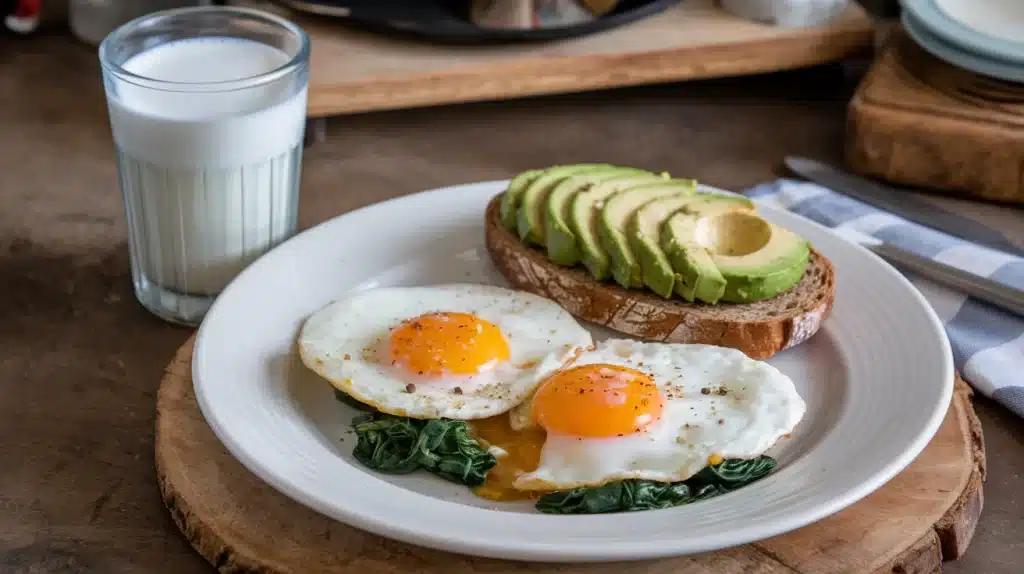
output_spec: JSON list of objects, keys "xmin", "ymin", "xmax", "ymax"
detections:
[{"xmin": 1, "ymin": 32, "xmax": 1021, "ymax": 573}]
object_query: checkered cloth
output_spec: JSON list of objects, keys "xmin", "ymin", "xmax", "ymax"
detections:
[{"xmin": 748, "ymin": 179, "xmax": 1024, "ymax": 418}]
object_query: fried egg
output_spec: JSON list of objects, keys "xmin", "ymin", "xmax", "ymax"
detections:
[
  {"xmin": 298, "ymin": 284, "xmax": 594, "ymax": 420},
  {"xmin": 472, "ymin": 339, "xmax": 805, "ymax": 497}
]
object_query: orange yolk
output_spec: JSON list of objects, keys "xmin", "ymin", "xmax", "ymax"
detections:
[
  {"xmin": 470, "ymin": 416, "xmax": 545, "ymax": 502},
  {"xmin": 531, "ymin": 364, "xmax": 664, "ymax": 438},
  {"xmin": 471, "ymin": 365, "xmax": 665, "ymax": 501},
  {"xmin": 387, "ymin": 312, "xmax": 510, "ymax": 377}
]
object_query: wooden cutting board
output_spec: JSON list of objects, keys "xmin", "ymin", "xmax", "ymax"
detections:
[
  {"xmin": 156, "ymin": 336, "xmax": 985, "ymax": 573},
  {"xmin": 238, "ymin": 0, "xmax": 875, "ymax": 117},
  {"xmin": 847, "ymin": 29, "xmax": 1024, "ymax": 204}
]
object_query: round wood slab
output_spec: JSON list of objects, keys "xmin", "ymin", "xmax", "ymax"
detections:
[{"xmin": 156, "ymin": 336, "xmax": 985, "ymax": 573}]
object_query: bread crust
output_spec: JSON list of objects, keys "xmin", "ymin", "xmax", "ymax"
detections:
[{"xmin": 483, "ymin": 194, "xmax": 835, "ymax": 359}]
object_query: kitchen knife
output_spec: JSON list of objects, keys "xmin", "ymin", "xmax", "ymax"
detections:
[
  {"xmin": 784, "ymin": 156, "xmax": 1024, "ymax": 258},
  {"xmin": 867, "ymin": 242, "xmax": 1024, "ymax": 318}
]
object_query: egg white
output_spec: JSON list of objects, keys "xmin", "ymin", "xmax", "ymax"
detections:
[
  {"xmin": 511, "ymin": 339, "xmax": 806, "ymax": 491},
  {"xmin": 298, "ymin": 283, "xmax": 594, "ymax": 420}
]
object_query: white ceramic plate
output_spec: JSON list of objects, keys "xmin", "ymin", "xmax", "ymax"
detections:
[
  {"xmin": 903, "ymin": 0, "xmax": 1024, "ymax": 64},
  {"xmin": 193, "ymin": 180, "xmax": 954, "ymax": 562},
  {"xmin": 931, "ymin": 0, "xmax": 1024, "ymax": 52},
  {"xmin": 902, "ymin": 10, "xmax": 1024, "ymax": 83}
]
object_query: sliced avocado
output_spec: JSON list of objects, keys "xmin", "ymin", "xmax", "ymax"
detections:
[
  {"xmin": 569, "ymin": 172, "xmax": 671, "ymax": 281},
  {"xmin": 500, "ymin": 169, "xmax": 544, "ymax": 231},
  {"xmin": 661, "ymin": 194, "xmax": 756, "ymax": 303},
  {"xmin": 516, "ymin": 164, "xmax": 616, "ymax": 246},
  {"xmin": 599, "ymin": 179, "xmax": 697, "ymax": 289},
  {"xmin": 720, "ymin": 258, "xmax": 808, "ymax": 303},
  {"xmin": 663, "ymin": 234, "xmax": 724, "ymax": 303},
  {"xmin": 629, "ymin": 193, "xmax": 701, "ymax": 298},
  {"xmin": 713, "ymin": 223, "xmax": 811, "ymax": 303},
  {"xmin": 545, "ymin": 167, "xmax": 651, "ymax": 266}
]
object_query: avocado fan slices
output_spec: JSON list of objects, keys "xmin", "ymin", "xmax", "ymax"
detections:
[{"xmin": 498, "ymin": 164, "xmax": 812, "ymax": 304}]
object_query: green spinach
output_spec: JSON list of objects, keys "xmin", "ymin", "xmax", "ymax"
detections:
[
  {"xmin": 351, "ymin": 412, "xmax": 497, "ymax": 487},
  {"xmin": 333, "ymin": 391, "xmax": 777, "ymax": 510},
  {"xmin": 535, "ymin": 456, "xmax": 777, "ymax": 514}
]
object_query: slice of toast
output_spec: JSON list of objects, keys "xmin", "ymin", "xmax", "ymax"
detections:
[{"xmin": 483, "ymin": 194, "xmax": 835, "ymax": 359}]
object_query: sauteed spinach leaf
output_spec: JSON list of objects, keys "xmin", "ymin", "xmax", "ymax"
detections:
[
  {"xmin": 534, "ymin": 456, "xmax": 777, "ymax": 514},
  {"xmin": 351, "ymin": 411, "xmax": 497, "ymax": 487},
  {"xmin": 334, "ymin": 390, "xmax": 776, "ymax": 510}
]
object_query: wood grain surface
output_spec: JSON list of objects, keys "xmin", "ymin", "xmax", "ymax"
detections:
[
  {"xmin": 239, "ymin": 0, "xmax": 875, "ymax": 117},
  {"xmin": 157, "ymin": 337, "xmax": 984, "ymax": 573},
  {"xmin": 7, "ymin": 34, "xmax": 1023, "ymax": 573},
  {"xmin": 847, "ymin": 29, "xmax": 1024, "ymax": 204}
]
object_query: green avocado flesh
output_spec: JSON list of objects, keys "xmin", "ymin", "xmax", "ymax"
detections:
[
  {"xmin": 516, "ymin": 164, "xmax": 617, "ymax": 246},
  {"xmin": 660, "ymin": 195, "xmax": 755, "ymax": 303},
  {"xmin": 631, "ymin": 193, "xmax": 710, "ymax": 299},
  {"xmin": 500, "ymin": 165, "xmax": 812, "ymax": 303},
  {"xmin": 714, "ymin": 224, "xmax": 811, "ymax": 303},
  {"xmin": 599, "ymin": 179, "xmax": 697, "ymax": 288},
  {"xmin": 570, "ymin": 172, "xmax": 672, "ymax": 280},
  {"xmin": 500, "ymin": 169, "xmax": 543, "ymax": 231},
  {"xmin": 545, "ymin": 167, "xmax": 653, "ymax": 266},
  {"xmin": 661, "ymin": 195, "xmax": 808, "ymax": 303}
]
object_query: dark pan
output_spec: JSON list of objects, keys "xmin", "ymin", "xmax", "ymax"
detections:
[{"xmin": 274, "ymin": 0, "xmax": 680, "ymax": 44}]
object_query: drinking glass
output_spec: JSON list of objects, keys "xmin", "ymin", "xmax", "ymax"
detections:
[{"xmin": 99, "ymin": 6, "xmax": 310, "ymax": 325}]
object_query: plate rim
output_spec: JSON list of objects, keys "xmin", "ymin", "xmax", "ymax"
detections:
[
  {"xmin": 903, "ymin": 0, "xmax": 1024, "ymax": 65},
  {"xmin": 901, "ymin": 10, "xmax": 1024, "ymax": 83},
  {"xmin": 192, "ymin": 179, "xmax": 954, "ymax": 562}
]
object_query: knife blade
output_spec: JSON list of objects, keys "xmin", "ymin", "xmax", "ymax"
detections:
[
  {"xmin": 784, "ymin": 156, "xmax": 1024, "ymax": 258},
  {"xmin": 867, "ymin": 242, "xmax": 1024, "ymax": 318}
]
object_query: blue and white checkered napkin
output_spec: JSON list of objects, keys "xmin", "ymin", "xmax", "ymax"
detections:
[{"xmin": 746, "ymin": 179, "xmax": 1024, "ymax": 418}]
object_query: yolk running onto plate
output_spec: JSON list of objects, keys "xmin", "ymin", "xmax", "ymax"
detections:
[
  {"xmin": 387, "ymin": 312, "xmax": 510, "ymax": 376},
  {"xmin": 470, "ymin": 365, "xmax": 665, "ymax": 501},
  {"xmin": 531, "ymin": 364, "xmax": 664, "ymax": 438},
  {"xmin": 470, "ymin": 415, "xmax": 546, "ymax": 501}
]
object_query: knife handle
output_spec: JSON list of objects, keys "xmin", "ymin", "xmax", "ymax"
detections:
[{"xmin": 868, "ymin": 243, "xmax": 1024, "ymax": 318}]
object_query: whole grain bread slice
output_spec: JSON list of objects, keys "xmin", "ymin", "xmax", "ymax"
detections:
[{"xmin": 484, "ymin": 193, "xmax": 835, "ymax": 359}]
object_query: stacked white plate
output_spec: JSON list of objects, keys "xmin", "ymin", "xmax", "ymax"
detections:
[{"xmin": 901, "ymin": 0, "xmax": 1024, "ymax": 82}]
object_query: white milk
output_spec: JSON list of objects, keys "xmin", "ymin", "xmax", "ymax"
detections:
[{"xmin": 107, "ymin": 37, "xmax": 307, "ymax": 296}]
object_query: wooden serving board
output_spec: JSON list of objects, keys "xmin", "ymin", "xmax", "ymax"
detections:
[
  {"xmin": 237, "ymin": 0, "xmax": 875, "ymax": 118},
  {"xmin": 847, "ymin": 28, "xmax": 1024, "ymax": 205},
  {"xmin": 156, "ymin": 337, "xmax": 985, "ymax": 573}
]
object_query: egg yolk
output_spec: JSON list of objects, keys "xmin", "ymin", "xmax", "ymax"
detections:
[
  {"xmin": 531, "ymin": 364, "xmax": 664, "ymax": 438},
  {"xmin": 470, "ymin": 416, "xmax": 545, "ymax": 502},
  {"xmin": 387, "ymin": 312, "xmax": 510, "ymax": 377}
]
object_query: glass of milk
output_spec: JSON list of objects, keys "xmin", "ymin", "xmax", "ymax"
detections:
[{"xmin": 99, "ymin": 6, "xmax": 310, "ymax": 326}]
